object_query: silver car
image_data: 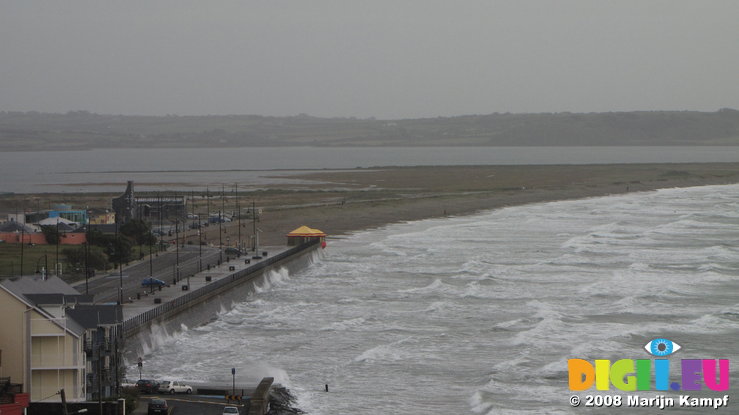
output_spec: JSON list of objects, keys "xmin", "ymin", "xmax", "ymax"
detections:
[{"xmin": 158, "ymin": 380, "xmax": 193, "ymax": 394}]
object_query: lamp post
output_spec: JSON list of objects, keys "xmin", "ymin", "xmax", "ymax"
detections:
[
  {"xmin": 231, "ymin": 367, "xmax": 236, "ymax": 396},
  {"xmin": 56, "ymin": 217, "xmax": 60, "ymax": 277},
  {"xmin": 198, "ymin": 219, "xmax": 202, "ymax": 272},
  {"xmin": 236, "ymin": 183, "xmax": 241, "ymax": 252},
  {"xmin": 35, "ymin": 254, "xmax": 48, "ymax": 279},
  {"xmin": 252, "ymin": 201, "xmax": 257, "ymax": 252},
  {"xmin": 220, "ymin": 185, "xmax": 225, "ymax": 262},
  {"xmin": 114, "ymin": 221, "xmax": 123, "ymax": 304},
  {"xmin": 174, "ymin": 219, "xmax": 180, "ymax": 284},
  {"xmin": 19, "ymin": 208, "xmax": 25, "ymax": 276},
  {"xmin": 84, "ymin": 242, "xmax": 89, "ymax": 295}
]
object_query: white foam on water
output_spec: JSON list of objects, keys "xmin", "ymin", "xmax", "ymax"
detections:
[
  {"xmin": 139, "ymin": 183, "xmax": 739, "ymax": 414},
  {"xmin": 319, "ymin": 317, "xmax": 367, "ymax": 331}
]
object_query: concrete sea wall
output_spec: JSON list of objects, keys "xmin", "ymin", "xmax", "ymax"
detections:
[{"xmin": 123, "ymin": 240, "xmax": 320, "ymax": 360}]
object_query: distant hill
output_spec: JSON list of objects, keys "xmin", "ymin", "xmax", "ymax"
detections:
[{"xmin": 1, "ymin": 109, "xmax": 738, "ymax": 151}]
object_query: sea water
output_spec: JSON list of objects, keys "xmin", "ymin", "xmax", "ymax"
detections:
[
  {"xmin": 139, "ymin": 184, "xmax": 739, "ymax": 414},
  {"xmin": 3, "ymin": 146, "xmax": 739, "ymax": 193}
]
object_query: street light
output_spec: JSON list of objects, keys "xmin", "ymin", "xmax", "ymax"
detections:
[
  {"xmin": 34, "ymin": 254, "xmax": 48, "ymax": 279},
  {"xmin": 231, "ymin": 367, "xmax": 236, "ymax": 396},
  {"xmin": 174, "ymin": 219, "xmax": 180, "ymax": 284}
]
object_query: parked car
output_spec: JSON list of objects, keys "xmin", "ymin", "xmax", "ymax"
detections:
[
  {"xmin": 223, "ymin": 406, "xmax": 240, "ymax": 414},
  {"xmin": 121, "ymin": 378, "xmax": 137, "ymax": 388},
  {"xmin": 224, "ymin": 247, "xmax": 243, "ymax": 256},
  {"xmin": 159, "ymin": 380, "xmax": 193, "ymax": 394},
  {"xmin": 136, "ymin": 379, "xmax": 161, "ymax": 394},
  {"xmin": 141, "ymin": 277, "xmax": 167, "ymax": 288},
  {"xmin": 147, "ymin": 398, "xmax": 169, "ymax": 415}
]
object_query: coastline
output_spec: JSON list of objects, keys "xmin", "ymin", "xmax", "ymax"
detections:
[
  {"xmin": 250, "ymin": 163, "xmax": 739, "ymax": 245},
  {"xmin": 3, "ymin": 163, "xmax": 739, "ymax": 246}
]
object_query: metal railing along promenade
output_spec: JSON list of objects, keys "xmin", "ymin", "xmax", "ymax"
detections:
[{"xmin": 122, "ymin": 239, "xmax": 319, "ymax": 338}]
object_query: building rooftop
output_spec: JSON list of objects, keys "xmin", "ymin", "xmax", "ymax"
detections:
[
  {"xmin": 0, "ymin": 276, "xmax": 87, "ymax": 336},
  {"xmin": 66, "ymin": 304, "xmax": 123, "ymax": 328},
  {"xmin": 0, "ymin": 222, "xmax": 38, "ymax": 233}
]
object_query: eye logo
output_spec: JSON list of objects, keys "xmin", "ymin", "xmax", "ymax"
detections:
[{"xmin": 644, "ymin": 338, "xmax": 681, "ymax": 357}]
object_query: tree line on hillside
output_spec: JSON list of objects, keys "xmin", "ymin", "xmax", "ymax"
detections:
[{"xmin": 1, "ymin": 109, "xmax": 738, "ymax": 150}]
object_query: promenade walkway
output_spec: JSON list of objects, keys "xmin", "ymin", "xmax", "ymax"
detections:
[{"xmin": 122, "ymin": 246, "xmax": 289, "ymax": 321}]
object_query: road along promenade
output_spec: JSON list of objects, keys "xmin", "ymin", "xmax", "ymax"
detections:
[
  {"xmin": 121, "ymin": 239, "xmax": 320, "ymax": 340},
  {"xmin": 107, "ymin": 240, "xmax": 319, "ymax": 415},
  {"xmin": 130, "ymin": 377, "xmax": 279, "ymax": 415}
]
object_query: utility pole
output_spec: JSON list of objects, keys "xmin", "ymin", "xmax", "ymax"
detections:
[
  {"xmin": 56, "ymin": 217, "xmax": 60, "ymax": 276},
  {"xmin": 198, "ymin": 211, "xmax": 203, "ymax": 272},
  {"xmin": 158, "ymin": 193, "xmax": 163, "ymax": 253},
  {"xmin": 84, "ymin": 242, "xmax": 89, "ymax": 295},
  {"xmin": 236, "ymin": 183, "xmax": 241, "ymax": 252},
  {"xmin": 252, "ymin": 201, "xmax": 257, "ymax": 252},
  {"xmin": 149, "ymin": 233, "xmax": 154, "ymax": 277},
  {"xmin": 19, "ymin": 205, "xmax": 25, "ymax": 276},
  {"xmin": 219, "ymin": 184, "xmax": 224, "ymax": 262},
  {"xmin": 98, "ymin": 343, "xmax": 103, "ymax": 415},
  {"xmin": 60, "ymin": 388, "xmax": 69, "ymax": 415},
  {"xmin": 252, "ymin": 200, "xmax": 261, "ymax": 259},
  {"xmin": 115, "ymin": 222, "xmax": 122, "ymax": 304},
  {"xmin": 175, "ymin": 219, "xmax": 179, "ymax": 284},
  {"xmin": 206, "ymin": 187, "xmax": 210, "ymax": 227}
]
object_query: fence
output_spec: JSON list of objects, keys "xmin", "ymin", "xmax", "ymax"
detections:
[{"xmin": 122, "ymin": 239, "xmax": 319, "ymax": 338}]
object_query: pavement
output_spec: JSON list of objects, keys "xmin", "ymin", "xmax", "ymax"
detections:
[
  {"xmin": 121, "ymin": 245, "xmax": 288, "ymax": 320},
  {"xmin": 132, "ymin": 394, "xmax": 249, "ymax": 415}
]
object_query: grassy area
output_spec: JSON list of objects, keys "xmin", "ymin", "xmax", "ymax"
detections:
[
  {"xmin": 0, "ymin": 243, "xmax": 151, "ymax": 280},
  {"xmin": 0, "ymin": 243, "xmax": 63, "ymax": 278}
]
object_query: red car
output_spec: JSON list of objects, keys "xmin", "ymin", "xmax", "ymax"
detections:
[{"xmin": 136, "ymin": 379, "xmax": 160, "ymax": 394}]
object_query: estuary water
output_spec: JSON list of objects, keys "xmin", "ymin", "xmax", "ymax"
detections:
[
  {"xmin": 3, "ymin": 146, "xmax": 739, "ymax": 193},
  {"xmin": 140, "ymin": 184, "xmax": 739, "ymax": 414}
]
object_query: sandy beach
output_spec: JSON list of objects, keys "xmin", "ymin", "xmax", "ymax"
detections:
[
  {"xmin": 4, "ymin": 162, "xmax": 739, "ymax": 247},
  {"xmin": 234, "ymin": 163, "xmax": 739, "ymax": 245}
]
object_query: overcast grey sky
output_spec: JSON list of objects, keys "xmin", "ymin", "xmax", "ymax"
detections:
[{"xmin": 1, "ymin": 1, "xmax": 737, "ymax": 119}]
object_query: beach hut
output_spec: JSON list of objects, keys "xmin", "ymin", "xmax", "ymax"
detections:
[{"xmin": 286, "ymin": 226, "xmax": 327, "ymax": 247}]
